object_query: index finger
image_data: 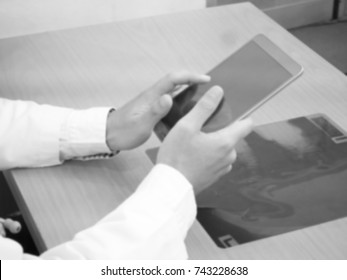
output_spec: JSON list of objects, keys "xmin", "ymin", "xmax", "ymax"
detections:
[{"xmin": 215, "ymin": 118, "xmax": 254, "ymax": 146}]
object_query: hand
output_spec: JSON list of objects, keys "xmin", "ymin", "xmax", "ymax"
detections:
[
  {"xmin": 106, "ymin": 71, "xmax": 210, "ymax": 151},
  {"xmin": 157, "ymin": 86, "xmax": 253, "ymax": 194}
]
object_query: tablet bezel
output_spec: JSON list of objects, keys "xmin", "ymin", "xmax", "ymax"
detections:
[{"xmin": 232, "ymin": 33, "xmax": 304, "ymax": 120}]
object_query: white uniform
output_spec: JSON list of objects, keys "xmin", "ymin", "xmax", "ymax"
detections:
[{"xmin": 0, "ymin": 98, "xmax": 196, "ymax": 259}]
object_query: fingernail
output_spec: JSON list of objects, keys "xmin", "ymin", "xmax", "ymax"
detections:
[
  {"xmin": 159, "ymin": 94, "xmax": 172, "ymax": 108},
  {"xmin": 209, "ymin": 86, "xmax": 223, "ymax": 98}
]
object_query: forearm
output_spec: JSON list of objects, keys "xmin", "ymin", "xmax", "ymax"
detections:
[
  {"xmin": 40, "ymin": 164, "xmax": 197, "ymax": 260},
  {"xmin": 0, "ymin": 98, "xmax": 113, "ymax": 170},
  {"xmin": 0, "ymin": 98, "xmax": 71, "ymax": 169}
]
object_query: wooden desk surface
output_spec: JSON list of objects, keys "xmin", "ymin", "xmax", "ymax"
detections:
[{"xmin": 1, "ymin": 3, "xmax": 347, "ymax": 259}]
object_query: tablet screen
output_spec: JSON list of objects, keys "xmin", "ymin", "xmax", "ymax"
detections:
[{"xmin": 155, "ymin": 37, "xmax": 301, "ymax": 139}]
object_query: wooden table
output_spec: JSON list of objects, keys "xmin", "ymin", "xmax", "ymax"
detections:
[{"xmin": 1, "ymin": 3, "xmax": 347, "ymax": 259}]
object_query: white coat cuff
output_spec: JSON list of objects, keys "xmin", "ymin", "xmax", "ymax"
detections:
[{"xmin": 60, "ymin": 107, "xmax": 113, "ymax": 160}]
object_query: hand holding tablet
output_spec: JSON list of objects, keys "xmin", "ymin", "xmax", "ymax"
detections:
[{"xmin": 155, "ymin": 34, "xmax": 303, "ymax": 140}]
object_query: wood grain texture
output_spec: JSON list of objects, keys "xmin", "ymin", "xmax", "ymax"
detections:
[{"xmin": 1, "ymin": 3, "xmax": 347, "ymax": 259}]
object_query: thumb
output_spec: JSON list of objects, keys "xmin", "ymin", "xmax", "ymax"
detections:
[
  {"xmin": 182, "ymin": 86, "xmax": 224, "ymax": 130},
  {"xmin": 152, "ymin": 94, "xmax": 173, "ymax": 119}
]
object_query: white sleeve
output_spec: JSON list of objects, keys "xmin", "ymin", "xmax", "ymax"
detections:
[
  {"xmin": 0, "ymin": 98, "xmax": 71, "ymax": 169},
  {"xmin": 0, "ymin": 235, "xmax": 24, "ymax": 259},
  {"xmin": 39, "ymin": 164, "xmax": 197, "ymax": 260},
  {"xmin": 0, "ymin": 98, "xmax": 113, "ymax": 170},
  {"xmin": 1, "ymin": 165, "xmax": 196, "ymax": 260},
  {"xmin": 59, "ymin": 108, "xmax": 115, "ymax": 161}
]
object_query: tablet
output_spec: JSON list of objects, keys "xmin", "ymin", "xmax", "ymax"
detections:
[{"xmin": 155, "ymin": 34, "xmax": 303, "ymax": 140}]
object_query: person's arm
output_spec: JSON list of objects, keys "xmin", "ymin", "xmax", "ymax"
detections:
[
  {"xmin": 0, "ymin": 98, "xmax": 113, "ymax": 170},
  {"xmin": 0, "ymin": 98, "xmax": 68, "ymax": 169},
  {"xmin": 39, "ymin": 164, "xmax": 196, "ymax": 259},
  {"xmin": 0, "ymin": 72, "xmax": 211, "ymax": 170},
  {"xmin": 0, "ymin": 164, "xmax": 196, "ymax": 260}
]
